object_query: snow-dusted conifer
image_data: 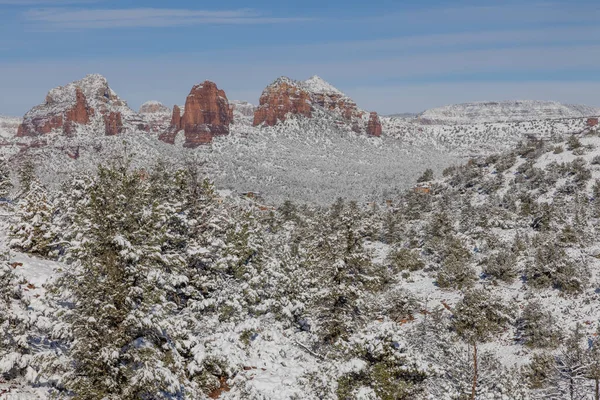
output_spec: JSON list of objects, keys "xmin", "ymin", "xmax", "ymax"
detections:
[
  {"xmin": 9, "ymin": 180, "xmax": 58, "ymax": 258},
  {"xmin": 0, "ymin": 158, "xmax": 12, "ymax": 198},
  {"xmin": 57, "ymin": 162, "xmax": 190, "ymax": 399}
]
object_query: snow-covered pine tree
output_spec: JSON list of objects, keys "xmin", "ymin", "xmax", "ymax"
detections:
[
  {"xmin": 453, "ymin": 289, "xmax": 516, "ymax": 400},
  {"xmin": 9, "ymin": 180, "xmax": 58, "ymax": 258},
  {"xmin": 50, "ymin": 176, "xmax": 94, "ymax": 261},
  {"xmin": 0, "ymin": 257, "xmax": 31, "ymax": 381},
  {"xmin": 586, "ymin": 326, "xmax": 600, "ymax": 400},
  {"xmin": 56, "ymin": 162, "xmax": 191, "ymax": 399},
  {"xmin": 310, "ymin": 199, "xmax": 382, "ymax": 344},
  {"xmin": 17, "ymin": 159, "xmax": 35, "ymax": 196},
  {"xmin": 0, "ymin": 254, "xmax": 54, "ymax": 388},
  {"xmin": 546, "ymin": 324, "xmax": 590, "ymax": 400},
  {"xmin": 0, "ymin": 158, "xmax": 13, "ymax": 199}
]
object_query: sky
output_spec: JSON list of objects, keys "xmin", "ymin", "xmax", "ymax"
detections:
[{"xmin": 0, "ymin": 0, "xmax": 599, "ymax": 116}]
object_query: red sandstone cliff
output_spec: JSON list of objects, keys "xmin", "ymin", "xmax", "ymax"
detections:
[
  {"xmin": 159, "ymin": 81, "xmax": 233, "ymax": 147},
  {"xmin": 17, "ymin": 74, "xmax": 134, "ymax": 137},
  {"xmin": 367, "ymin": 112, "xmax": 382, "ymax": 136}
]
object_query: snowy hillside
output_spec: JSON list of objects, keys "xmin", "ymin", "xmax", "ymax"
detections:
[
  {"xmin": 2, "ymin": 110, "xmax": 596, "ymax": 205},
  {"xmin": 4, "ymin": 127, "xmax": 600, "ymax": 398},
  {"xmin": 4, "ymin": 73, "xmax": 600, "ymax": 205},
  {"xmin": 419, "ymin": 100, "xmax": 600, "ymax": 125},
  {"xmin": 0, "ymin": 116, "xmax": 21, "ymax": 140}
]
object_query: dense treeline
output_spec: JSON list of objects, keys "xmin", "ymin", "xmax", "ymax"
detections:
[{"xmin": 3, "ymin": 132, "xmax": 600, "ymax": 399}]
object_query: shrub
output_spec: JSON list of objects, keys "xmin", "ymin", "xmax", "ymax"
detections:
[
  {"xmin": 387, "ymin": 248, "xmax": 425, "ymax": 273},
  {"xmin": 566, "ymin": 135, "xmax": 582, "ymax": 150},
  {"xmin": 517, "ymin": 300, "xmax": 560, "ymax": 348},
  {"xmin": 526, "ymin": 242, "xmax": 586, "ymax": 293},
  {"xmin": 482, "ymin": 250, "xmax": 518, "ymax": 283}
]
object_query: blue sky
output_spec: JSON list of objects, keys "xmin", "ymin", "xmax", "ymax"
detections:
[{"xmin": 1, "ymin": 0, "xmax": 599, "ymax": 115}]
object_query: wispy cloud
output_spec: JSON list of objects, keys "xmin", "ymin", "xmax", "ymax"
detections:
[
  {"xmin": 0, "ymin": 0, "xmax": 100, "ymax": 4},
  {"xmin": 357, "ymin": 2, "xmax": 600, "ymax": 28},
  {"xmin": 23, "ymin": 7, "xmax": 311, "ymax": 28}
]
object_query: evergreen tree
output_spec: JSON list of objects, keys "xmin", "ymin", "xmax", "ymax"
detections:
[
  {"xmin": 18, "ymin": 159, "xmax": 35, "ymax": 196},
  {"xmin": 311, "ymin": 200, "xmax": 380, "ymax": 343},
  {"xmin": 9, "ymin": 180, "xmax": 58, "ymax": 258},
  {"xmin": 57, "ymin": 163, "xmax": 190, "ymax": 399},
  {"xmin": 0, "ymin": 158, "xmax": 12, "ymax": 198},
  {"xmin": 417, "ymin": 168, "xmax": 434, "ymax": 183},
  {"xmin": 453, "ymin": 289, "xmax": 515, "ymax": 400}
]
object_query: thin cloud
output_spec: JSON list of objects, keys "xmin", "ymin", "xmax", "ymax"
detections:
[
  {"xmin": 23, "ymin": 7, "xmax": 312, "ymax": 29},
  {"xmin": 356, "ymin": 2, "xmax": 600, "ymax": 27},
  {"xmin": 0, "ymin": 0, "xmax": 100, "ymax": 4}
]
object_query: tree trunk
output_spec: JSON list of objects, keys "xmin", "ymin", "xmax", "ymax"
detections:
[
  {"xmin": 595, "ymin": 377, "xmax": 599, "ymax": 400},
  {"xmin": 570, "ymin": 375, "xmax": 574, "ymax": 400},
  {"xmin": 471, "ymin": 342, "xmax": 478, "ymax": 400}
]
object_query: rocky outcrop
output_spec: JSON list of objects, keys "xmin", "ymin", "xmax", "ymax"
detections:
[
  {"xmin": 64, "ymin": 88, "xmax": 93, "ymax": 132},
  {"xmin": 160, "ymin": 81, "xmax": 233, "ymax": 147},
  {"xmin": 367, "ymin": 112, "xmax": 382, "ymax": 136},
  {"xmin": 103, "ymin": 112, "xmax": 123, "ymax": 136},
  {"xmin": 588, "ymin": 117, "xmax": 599, "ymax": 127},
  {"xmin": 304, "ymin": 76, "xmax": 363, "ymax": 121},
  {"xmin": 139, "ymin": 101, "xmax": 170, "ymax": 115},
  {"xmin": 17, "ymin": 74, "xmax": 134, "ymax": 137},
  {"xmin": 137, "ymin": 101, "xmax": 172, "ymax": 134},
  {"xmin": 253, "ymin": 77, "xmax": 312, "ymax": 126},
  {"xmin": 252, "ymin": 76, "xmax": 365, "ymax": 128},
  {"xmin": 18, "ymin": 87, "xmax": 95, "ymax": 137},
  {"xmin": 230, "ymin": 100, "xmax": 255, "ymax": 118},
  {"xmin": 158, "ymin": 105, "xmax": 183, "ymax": 144}
]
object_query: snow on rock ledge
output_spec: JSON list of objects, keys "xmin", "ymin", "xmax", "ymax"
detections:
[
  {"xmin": 252, "ymin": 75, "xmax": 375, "ymax": 134},
  {"xmin": 419, "ymin": 100, "xmax": 600, "ymax": 125},
  {"xmin": 17, "ymin": 74, "xmax": 134, "ymax": 137}
]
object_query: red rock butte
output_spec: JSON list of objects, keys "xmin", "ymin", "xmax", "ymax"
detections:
[
  {"xmin": 160, "ymin": 81, "xmax": 233, "ymax": 147},
  {"xmin": 253, "ymin": 78, "xmax": 313, "ymax": 126},
  {"xmin": 16, "ymin": 74, "xmax": 130, "ymax": 137},
  {"xmin": 367, "ymin": 112, "xmax": 382, "ymax": 137},
  {"xmin": 251, "ymin": 76, "xmax": 378, "ymax": 135},
  {"xmin": 18, "ymin": 87, "xmax": 95, "ymax": 137}
]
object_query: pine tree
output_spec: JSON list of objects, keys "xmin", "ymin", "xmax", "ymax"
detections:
[
  {"xmin": 550, "ymin": 324, "xmax": 588, "ymax": 400},
  {"xmin": 453, "ymin": 289, "xmax": 515, "ymax": 400},
  {"xmin": 9, "ymin": 180, "xmax": 58, "ymax": 258},
  {"xmin": 57, "ymin": 163, "xmax": 190, "ymax": 399},
  {"xmin": 0, "ymin": 158, "xmax": 12, "ymax": 199},
  {"xmin": 0, "ymin": 258, "xmax": 32, "ymax": 381},
  {"xmin": 17, "ymin": 159, "xmax": 35, "ymax": 196},
  {"xmin": 417, "ymin": 168, "xmax": 434, "ymax": 183},
  {"xmin": 586, "ymin": 327, "xmax": 600, "ymax": 400},
  {"xmin": 310, "ymin": 200, "xmax": 381, "ymax": 343}
]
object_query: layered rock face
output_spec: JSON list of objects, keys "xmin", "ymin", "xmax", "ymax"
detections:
[
  {"xmin": 17, "ymin": 74, "xmax": 134, "ymax": 137},
  {"xmin": 160, "ymin": 81, "xmax": 233, "ymax": 147},
  {"xmin": 304, "ymin": 75, "xmax": 363, "ymax": 121},
  {"xmin": 367, "ymin": 112, "xmax": 382, "ymax": 136},
  {"xmin": 139, "ymin": 101, "xmax": 170, "ymax": 115},
  {"xmin": 103, "ymin": 112, "xmax": 123, "ymax": 136},
  {"xmin": 253, "ymin": 77, "xmax": 312, "ymax": 127},
  {"xmin": 252, "ymin": 76, "xmax": 373, "ymax": 133},
  {"xmin": 18, "ymin": 87, "xmax": 94, "ymax": 137},
  {"xmin": 137, "ymin": 101, "xmax": 172, "ymax": 133}
]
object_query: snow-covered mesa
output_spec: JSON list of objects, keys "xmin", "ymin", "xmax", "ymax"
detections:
[{"xmin": 419, "ymin": 100, "xmax": 600, "ymax": 124}]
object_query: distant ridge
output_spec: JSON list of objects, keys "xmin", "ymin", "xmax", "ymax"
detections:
[{"xmin": 418, "ymin": 100, "xmax": 600, "ymax": 125}]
